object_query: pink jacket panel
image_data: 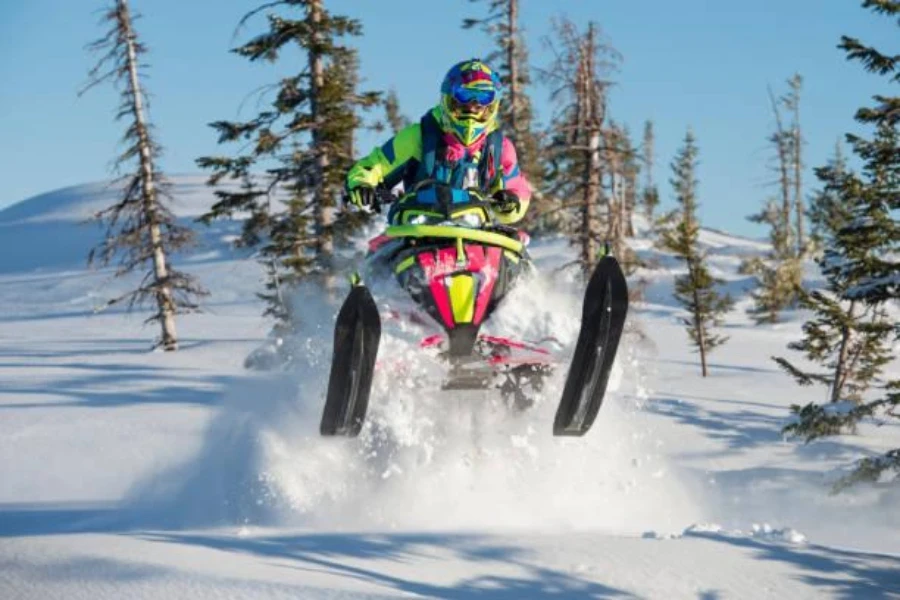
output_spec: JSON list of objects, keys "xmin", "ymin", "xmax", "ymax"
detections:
[{"xmin": 442, "ymin": 133, "xmax": 533, "ymax": 203}]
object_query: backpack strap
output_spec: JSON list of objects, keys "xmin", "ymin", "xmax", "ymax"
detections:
[
  {"xmin": 415, "ymin": 111, "xmax": 443, "ymax": 184},
  {"xmin": 478, "ymin": 130, "xmax": 504, "ymax": 194},
  {"xmin": 416, "ymin": 112, "xmax": 504, "ymax": 194}
]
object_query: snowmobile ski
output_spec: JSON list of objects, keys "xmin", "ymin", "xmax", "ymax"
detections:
[
  {"xmin": 320, "ymin": 284, "xmax": 381, "ymax": 437},
  {"xmin": 553, "ymin": 255, "xmax": 628, "ymax": 436}
]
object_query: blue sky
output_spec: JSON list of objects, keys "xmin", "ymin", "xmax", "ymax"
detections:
[{"xmin": 0, "ymin": 1, "xmax": 895, "ymax": 237}]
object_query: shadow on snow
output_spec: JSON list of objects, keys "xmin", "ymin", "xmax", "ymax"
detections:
[{"xmin": 684, "ymin": 530, "xmax": 900, "ymax": 600}]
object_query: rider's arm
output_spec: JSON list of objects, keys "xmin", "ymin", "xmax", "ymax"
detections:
[
  {"xmin": 346, "ymin": 122, "xmax": 423, "ymax": 190},
  {"xmin": 491, "ymin": 137, "xmax": 532, "ymax": 224}
]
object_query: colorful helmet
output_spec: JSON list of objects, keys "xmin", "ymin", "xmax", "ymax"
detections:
[{"xmin": 439, "ymin": 59, "xmax": 501, "ymax": 147}]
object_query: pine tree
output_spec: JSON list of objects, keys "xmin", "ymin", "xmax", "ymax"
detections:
[
  {"xmin": 620, "ymin": 126, "xmax": 639, "ymax": 239},
  {"xmin": 640, "ymin": 120, "xmax": 660, "ymax": 224},
  {"xmin": 604, "ymin": 122, "xmax": 641, "ymax": 265},
  {"xmin": 196, "ymin": 0, "xmax": 379, "ymax": 331},
  {"xmin": 808, "ymin": 141, "xmax": 850, "ymax": 250},
  {"xmin": 769, "ymin": 81, "xmax": 796, "ymax": 258},
  {"xmin": 785, "ymin": 120, "xmax": 899, "ymax": 446},
  {"xmin": 743, "ymin": 250, "xmax": 803, "ymax": 324},
  {"xmin": 658, "ymin": 130, "xmax": 733, "ymax": 377},
  {"xmin": 785, "ymin": 74, "xmax": 806, "ymax": 255},
  {"xmin": 743, "ymin": 76, "xmax": 806, "ymax": 324},
  {"xmin": 542, "ymin": 19, "xmax": 621, "ymax": 275},
  {"xmin": 81, "ymin": 0, "xmax": 206, "ymax": 351},
  {"xmin": 779, "ymin": 0, "xmax": 900, "ymax": 490},
  {"xmin": 463, "ymin": 0, "xmax": 544, "ymax": 211},
  {"xmin": 774, "ymin": 157, "xmax": 894, "ymax": 410},
  {"xmin": 383, "ymin": 88, "xmax": 409, "ymax": 134}
]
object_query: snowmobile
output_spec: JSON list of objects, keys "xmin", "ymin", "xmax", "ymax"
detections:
[{"xmin": 320, "ymin": 181, "xmax": 628, "ymax": 438}]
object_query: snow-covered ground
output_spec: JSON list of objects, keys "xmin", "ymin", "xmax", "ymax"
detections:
[{"xmin": 1, "ymin": 178, "xmax": 898, "ymax": 599}]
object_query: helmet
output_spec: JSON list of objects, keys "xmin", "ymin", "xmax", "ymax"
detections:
[{"xmin": 439, "ymin": 59, "xmax": 501, "ymax": 146}]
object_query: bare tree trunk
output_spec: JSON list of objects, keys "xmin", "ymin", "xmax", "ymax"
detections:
[
  {"xmin": 624, "ymin": 166, "xmax": 636, "ymax": 238},
  {"xmin": 119, "ymin": 0, "xmax": 177, "ymax": 351},
  {"xmin": 643, "ymin": 121, "xmax": 654, "ymax": 191},
  {"xmin": 606, "ymin": 171, "xmax": 621, "ymax": 257},
  {"xmin": 620, "ymin": 185, "xmax": 626, "ymax": 240},
  {"xmin": 605, "ymin": 129, "xmax": 624, "ymax": 259},
  {"xmin": 831, "ymin": 300, "xmax": 855, "ymax": 403},
  {"xmin": 768, "ymin": 86, "xmax": 793, "ymax": 258},
  {"xmin": 507, "ymin": 0, "xmax": 518, "ymax": 135},
  {"xmin": 582, "ymin": 128, "xmax": 602, "ymax": 272},
  {"xmin": 688, "ymin": 260, "xmax": 709, "ymax": 377},
  {"xmin": 579, "ymin": 24, "xmax": 604, "ymax": 275},
  {"xmin": 307, "ymin": 0, "xmax": 334, "ymax": 289},
  {"xmin": 791, "ymin": 77, "xmax": 804, "ymax": 256},
  {"xmin": 642, "ymin": 120, "xmax": 656, "ymax": 221},
  {"xmin": 793, "ymin": 128, "xmax": 804, "ymax": 255}
]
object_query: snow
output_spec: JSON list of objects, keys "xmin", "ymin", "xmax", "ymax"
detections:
[
  {"xmin": 847, "ymin": 272, "xmax": 900, "ymax": 299},
  {"xmin": 1, "ymin": 177, "xmax": 899, "ymax": 599}
]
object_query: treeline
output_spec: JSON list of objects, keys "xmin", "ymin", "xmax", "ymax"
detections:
[
  {"xmin": 81, "ymin": 0, "xmax": 898, "ymax": 487},
  {"xmin": 81, "ymin": 0, "xmax": 664, "ymax": 347}
]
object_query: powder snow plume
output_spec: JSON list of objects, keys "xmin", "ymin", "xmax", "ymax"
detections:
[{"xmin": 227, "ymin": 271, "xmax": 704, "ymax": 535}]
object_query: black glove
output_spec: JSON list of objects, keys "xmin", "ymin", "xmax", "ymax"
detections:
[
  {"xmin": 492, "ymin": 190, "xmax": 521, "ymax": 214},
  {"xmin": 346, "ymin": 184, "xmax": 376, "ymax": 208}
]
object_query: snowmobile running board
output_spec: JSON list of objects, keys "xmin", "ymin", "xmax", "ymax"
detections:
[
  {"xmin": 320, "ymin": 284, "xmax": 381, "ymax": 437},
  {"xmin": 553, "ymin": 255, "xmax": 628, "ymax": 436}
]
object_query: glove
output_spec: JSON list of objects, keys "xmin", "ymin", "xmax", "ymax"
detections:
[
  {"xmin": 491, "ymin": 190, "xmax": 521, "ymax": 214},
  {"xmin": 346, "ymin": 184, "xmax": 376, "ymax": 208}
]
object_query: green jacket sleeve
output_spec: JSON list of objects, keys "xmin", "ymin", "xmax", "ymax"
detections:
[{"xmin": 346, "ymin": 122, "xmax": 422, "ymax": 190}]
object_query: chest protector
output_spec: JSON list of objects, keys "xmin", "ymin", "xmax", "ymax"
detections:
[{"xmin": 413, "ymin": 112, "xmax": 504, "ymax": 195}]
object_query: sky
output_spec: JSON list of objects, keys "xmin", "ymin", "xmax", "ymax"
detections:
[{"xmin": 0, "ymin": 0, "xmax": 896, "ymax": 237}]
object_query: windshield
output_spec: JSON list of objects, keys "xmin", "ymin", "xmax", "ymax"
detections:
[{"xmin": 393, "ymin": 184, "xmax": 491, "ymax": 229}]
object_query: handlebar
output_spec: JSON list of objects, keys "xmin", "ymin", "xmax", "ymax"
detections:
[
  {"xmin": 347, "ymin": 179, "xmax": 501, "ymax": 218},
  {"xmin": 405, "ymin": 179, "xmax": 488, "ymax": 203}
]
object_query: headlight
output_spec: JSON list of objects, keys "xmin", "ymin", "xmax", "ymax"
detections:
[
  {"xmin": 408, "ymin": 214, "xmax": 429, "ymax": 225},
  {"xmin": 457, "ymin": 213, "xmax": 484, "ymax": 228}
]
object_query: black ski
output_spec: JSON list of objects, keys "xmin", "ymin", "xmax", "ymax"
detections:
[
  {"xmin": 320, "ymin": 284, "xmax": 381, "ymax": 437},
  {"xmin": 553, "ymin": 255, "xmax": 629, "ymax": 436}
]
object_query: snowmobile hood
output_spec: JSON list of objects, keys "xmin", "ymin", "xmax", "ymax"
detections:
[{"xmin": 384, "ymin": 224, "xmax": 525, "ymax": 256}]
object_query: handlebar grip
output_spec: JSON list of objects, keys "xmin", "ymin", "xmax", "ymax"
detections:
[
  {"xmin": 373, "ymin": 187, "xmax": 399, "ymax": 215},
  {"xmin": 372, "ymin": 190, "xmax": 382, "ymax": 214}
]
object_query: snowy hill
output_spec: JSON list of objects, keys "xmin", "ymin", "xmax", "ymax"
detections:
[
  {"xmin": 1, "ymin": 178, "xmax": 898, "ymax": 599},
  {"xmin": 0, "ymin": 175, "xmax": 248, "ymax": 273}
]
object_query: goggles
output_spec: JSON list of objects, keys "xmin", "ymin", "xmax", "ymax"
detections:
[
  {"xmin": 451, "ymin": 85, "xmax": 496, "ymax": 107},
  {"xmin": 448, "ymin": 97, "xmax": 491, "ymax": 119}
]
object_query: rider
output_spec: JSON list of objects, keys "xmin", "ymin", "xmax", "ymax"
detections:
[{"xmin": 345, "ymin": 59, "xmax": 532, "ymax": 224}]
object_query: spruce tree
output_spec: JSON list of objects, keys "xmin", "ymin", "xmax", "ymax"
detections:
[
  {"xmin": 744, "ymin": 249, "xmax": 803, "ymax": 324},
  {"xmin": 542, "ymin": 19, "xmax": 621, "ymax": 275},
  {"xmin": 785, "ymin": 74, "xmax": 806, "ymax": 255},
  {"xmin": 463, "ymin": 0, "xmax": 544, "ymax": 211},
  {"xmin": 807, "ymin": 141, "xmax": 850, "ymax": 250},
  {"xmin": 744, "ymin": 76, "xmax": 806, "ymax": 323},
  {"xmin": 658, "ymin": 130, "xmax": 733, "ymax": 377},
  {"xmin": 774, "ymin": 155, "xmax": 894, "ymax": 410},
  {"xmin": 196, "ymin": 0, "xmax": 379, "ymax": 331},
  {"xmin": 603, "ymin": 122, "xmax": 641, "ymax": 268},
  {"xmin": 82, "ymin": 0, "xmax": 206, "ymax": 351},
  {"xmin": 779, "ymin": 0, "xmax": 899, "ymax": 490},
  {"xmin": 622, "ymin": 127, "xmax": 640, "ymax": 239},
  {"xmin": 640, "ymin": 120, "xmax": 660, "ymax": 224},
  {"xmin": 768, "ymin": 81, "xmax": 796, "ymax": 258},
  {"xmin": 383, "ymin": 88, "xmax": 410, "ymax": 134}
]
